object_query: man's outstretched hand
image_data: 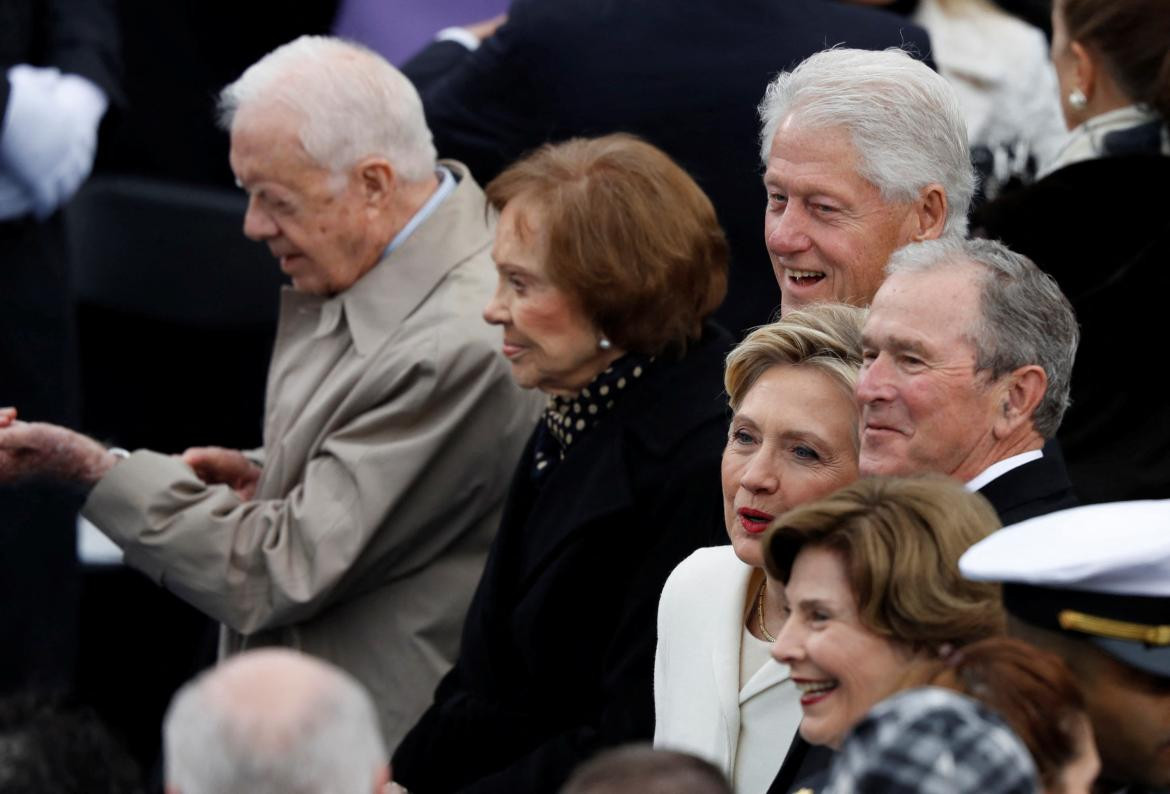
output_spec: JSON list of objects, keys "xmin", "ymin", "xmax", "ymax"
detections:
[{"xmin": 0, "ymin": 408, "xmax": 118, "ymax": 486}]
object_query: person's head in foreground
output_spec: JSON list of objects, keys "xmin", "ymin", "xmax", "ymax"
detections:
[
  {"xmin": 163, "ymin": 649, "xmax": 388, "ymax": 794},
  {"xmin": 763, "ymin": 475, "xmax": 1004, "ymax": 749},
  {"xmin": 1050, "ymin": 0, "xmax": 1170, "ymax": 130},
  {"xmin": 857, "ymin": 236, "xmax": 1078, "ymax": 481},
  {"xmin": 757, "ymin": 47, "xmax": 974, "ymax": 314},
  {"xmin": 560, "ymin": 745, "xmax": 731, "ymax": 794},
  {"xmin": 825, "ymin": 687, "xmax": 1040, "ymax": 794},
  {"xmin": 483, "ymin": 133, "xmax": 728, "ymax": 396},
  {"xmin": 722, "ymin": 303, "xmax": 865, "ymax": 577},
  {"xmin": 907, "ymin": 637, "xmax": 1100, "ymax": 793},
  {"xmin": 219, "ymin": 35, "xmax": 441, "ymax": 296},
  {"xmin": 961, "ymin": 500, "xmax": 1170, "ymax": 793}
]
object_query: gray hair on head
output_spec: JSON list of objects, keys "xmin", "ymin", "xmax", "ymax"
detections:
[
  {"xmin": 758, "ymin": 47, "xmax": 975, "ymax": 236},
  {"xmin": 163, "ymin": 649, "xmax": 387, "ymax": 794},
  {"xmin": 218, "ymin": 35, "xmax": 437, "ymax": 182},
  {"xmin": 885, "ymin": 237, "xmax": 1079, "ymax": 438}
]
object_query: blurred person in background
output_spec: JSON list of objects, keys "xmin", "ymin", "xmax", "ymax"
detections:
[
  {"xmin": 0, "ymin": 0, "xmax": 120, "ymax": 698},
  {"xmin": 906, "ymin": 637, "xmax": 1100, "ymax": 793},
  {"xmin": 974, "ymin": 0, "xmax": 1170, "ymax": 504}
]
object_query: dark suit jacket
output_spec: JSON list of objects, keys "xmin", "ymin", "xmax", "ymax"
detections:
[
  {"xmin": 976, "ymin": 447, "xmax": 1078, "ymax": 526},
  {"xmin": 0, "ymin": 0, "xmax": 121, "ymax": 696},
  {"xmin": 393, "ymin": 325, "xmax": 732, "ymax": 792},
  {"xmin": 403, "ymin": 0, "xmax": 931, "ymax": 337},
  {"xmin": 974, "ymin": 155, "xmax": 1170, "ymax": 504}
]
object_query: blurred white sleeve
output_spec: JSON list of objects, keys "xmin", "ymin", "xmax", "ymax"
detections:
[{"xmin": 0, "ymin": 64, "xmax": 108, "ymax": 219}]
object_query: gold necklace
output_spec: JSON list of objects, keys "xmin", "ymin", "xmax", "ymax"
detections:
[{"xmin": 756, "ymin": 580, "xmax": 775, "ymax": 643}]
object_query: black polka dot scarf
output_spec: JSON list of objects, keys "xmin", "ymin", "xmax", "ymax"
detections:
[{"xmin": 530, "ymin": 353, "xmax": 655, "ymax": 481}]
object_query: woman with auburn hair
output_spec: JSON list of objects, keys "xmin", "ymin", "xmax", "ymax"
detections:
[
  {"xmin": 763, "ymin": 475, "xmax": 1005, "ymax": 792},
  {"xmin": 906, "ymin": 637, "xmax": 1100, "ymax": 793},
  {"xmin": 653, "ymin": 303, "xmax": 865, "ymax": 794},
  {"xmin": 393, "ymin": 134, "xmax": 732, "ymax": 792}
]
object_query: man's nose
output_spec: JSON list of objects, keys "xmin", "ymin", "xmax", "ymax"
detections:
[
  {"xmin": 765, "ymin": 204, "xmax": 813, "ymax": 258},
  {"xmin": 855, "ymin": 352, "xmax": 894, "ymax": 405},
  {"xmin": 242, "ymin": 196, "xmax": 278, "ymax": 241}
]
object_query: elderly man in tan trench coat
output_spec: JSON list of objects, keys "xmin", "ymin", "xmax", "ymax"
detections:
[{"xmin": 0, "ymin": 36, "xmax": 543, "ymax": 748}]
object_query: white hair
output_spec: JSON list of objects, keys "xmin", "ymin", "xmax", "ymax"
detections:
[
  {"xmin": 885, "ymin": 237, "xmax": 1079, "ymax": 438},
  {"xmin": 164, "ymin": 650, "xmax": 386, "ymax": 794},
  {"xmin": 218, "ymin": 35, "xmax": 437, "ymax": 182},
  {"xmin": 758, "ymin": 48, "xmax": 975, "ymax": 236}
]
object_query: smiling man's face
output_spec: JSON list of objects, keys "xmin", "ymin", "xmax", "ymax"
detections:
[
  {"xmin": 856, "ymin": 265, "xmax": 1005, "ymax": 481},
  {"xmin": 763, "ymin": 119, "xmax": 926, "ymax": 314}
]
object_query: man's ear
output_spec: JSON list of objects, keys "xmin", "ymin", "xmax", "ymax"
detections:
[
  {"xmin": 910, "ymin": 183, "xmax": 948, "ymax": 242},
  {"xmin": 992, "ymin": 364, "xmax": 1047, "ymax": 439},
  {"xmin": 355, "ymin": 158, "xmax": 396, "ymax": 208}
]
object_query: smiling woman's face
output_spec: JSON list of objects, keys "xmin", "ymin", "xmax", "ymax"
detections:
[
  {"xmin": 482, "ymin": 197, "xmax": 621, "ymax": 396},
  {"xmin": 721, "ymin": 365, "xmax": 858, "ymax": 569},
  {"xmin": 771, "ymin": 545, "xmax": 925, "ymax": 748}
]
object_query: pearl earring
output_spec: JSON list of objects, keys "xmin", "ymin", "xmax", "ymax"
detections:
[
  {"xmin": 598, "ymin": 337, "xmax": 612, "ymax": 351},
  {"xmin": 1068, "ymin": 88, "xmax": 1088, "ymax": 110}
]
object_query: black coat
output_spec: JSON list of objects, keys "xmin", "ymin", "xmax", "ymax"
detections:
[
  {"xmin": 0, "ymin": 0, "xmax": 121, "ymax": 695},
  {"xmin": 976, "ymin": 446, "xmax": 1078, "ymax": 526},
  {"xmin": 393, "ymin": 325, "xmax": 733, "ymax": 792},
  {"xmin": 974, "ymin": 155, "xmax": 1170, "ymax": 504},
  {"xmin": 402, "ymin": 0, "xmax": 931, "ymax": 338}
]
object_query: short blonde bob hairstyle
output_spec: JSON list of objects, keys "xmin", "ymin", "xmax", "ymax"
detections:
[
  {"xmin": 764, "ymin": 476, "xmax": 1005, "ymax": 652},
  {"xmin": 485, "ymin": 134, "xmax": 728, "ymax": 356},
  {"xmin": 724, "ymin": 304, "xmax": 866, "ymax": 412}
]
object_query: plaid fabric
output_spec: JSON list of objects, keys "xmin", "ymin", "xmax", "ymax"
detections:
[{"xmin": 824, "ymin": 687, "xmax": 1039, "ymax": 794}]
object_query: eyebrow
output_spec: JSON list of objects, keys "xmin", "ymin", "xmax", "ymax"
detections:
[{"xmin": 862, "ymin": 332, "xmax": 931, "ymax": 358}]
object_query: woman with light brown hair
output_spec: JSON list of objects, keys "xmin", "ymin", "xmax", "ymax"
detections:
[{"xmin": 763, "ymin": 475, "xmax": 1005, "ymax": 791}]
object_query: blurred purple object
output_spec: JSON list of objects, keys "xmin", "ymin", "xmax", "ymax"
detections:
[{"xmin": 333, "ymin": 0, "xmax": 507, "ymax": 65}]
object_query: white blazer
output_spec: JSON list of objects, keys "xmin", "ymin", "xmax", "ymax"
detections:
[{"xmin": 654, "ymin": 546, "xmax": 802, "ymax": 793}]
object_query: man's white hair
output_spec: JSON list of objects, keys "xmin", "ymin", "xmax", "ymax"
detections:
[
  {"xmin": 758, "ymin": 47, "xmax": 975, "ymax": 236},
  {"xmin": 164, "ymin": 649, "xmax": 386, "ymax": 794},
  {"xmin": 218, "ymin": 35, "xmax": 437, "ymax": 182}
]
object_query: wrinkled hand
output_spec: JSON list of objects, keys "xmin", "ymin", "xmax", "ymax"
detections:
[
  {"xmin": 463, "ymin": 12, "xmax": 507, "ymax": 41},
  {"xmin": 181, "ymin": 446, "xmax": 261, "ymax": 501},
  {"xmin": 0, "ymin": 415, "xmax": 117, "ymax": 485}
]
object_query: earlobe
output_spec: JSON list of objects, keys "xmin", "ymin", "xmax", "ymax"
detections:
[
  {"xmin": 910, "ymin": 184, "xmax": 948, "ymax": 242},
  {"xmin": 1070, "ymin": 40, "xmax": 1096, "ymax": 101}
]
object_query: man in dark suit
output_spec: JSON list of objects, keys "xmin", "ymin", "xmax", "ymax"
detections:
[
  {"xmin": 857, "ymin": 237, "xmax": 1079, "ymax": 525},
  {"xmin": 400, "ymin": 0, "xmax": 931, "ymax": 336},
  {"xmin": 0, "ymin": 0, "xmax": 120, "ymax": 696}
]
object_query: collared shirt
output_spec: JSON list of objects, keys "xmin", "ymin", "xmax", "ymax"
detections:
[
  {"xmin": 311, "ymin": 165, "xmax": 459, "ymax": 353},
  {"xmin": 1041, "ymin": 104, "xmax": 1170, "ymax": 177},
  {"xmin": 965, "ymin": 449, "xmax": 1043, "ymax": 493}
]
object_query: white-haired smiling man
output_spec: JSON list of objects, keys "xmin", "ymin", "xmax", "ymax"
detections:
[
  {"xmin": 758, "ymin": 47, "xmax": 975, "ymax": 314},
  {"xmin": 0, "ymin": 36, "xmax": 542, "ymax": 747}
]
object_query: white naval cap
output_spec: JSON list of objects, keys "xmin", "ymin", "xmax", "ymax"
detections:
[{"xmin": 960, "ymin": 499, "xmax": 1170, "ymax": 677}]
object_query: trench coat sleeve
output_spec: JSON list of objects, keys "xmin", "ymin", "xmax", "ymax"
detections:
[{"xmin": 82, "ymin": 323, "xmax": 514, "ymax": 636}]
